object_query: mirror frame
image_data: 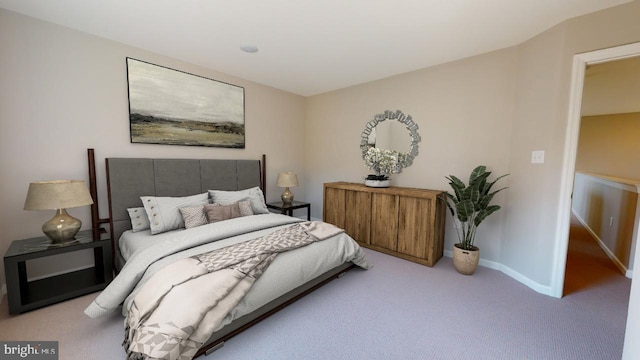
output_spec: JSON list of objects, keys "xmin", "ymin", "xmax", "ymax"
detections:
[{"xmin": 360, "ymin": 109, "xmax": 420, "ymax": 171}]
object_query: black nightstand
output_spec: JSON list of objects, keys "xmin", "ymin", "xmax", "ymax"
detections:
[
  {"xmin": 3, "ymin": 230, "xmax": 112, "ymax": 314},
  {"xmin": 267, "ymin": 200, "xmax": 311, "ymax": 220}
]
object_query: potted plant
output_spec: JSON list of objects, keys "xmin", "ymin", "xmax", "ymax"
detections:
[
  {"xmin": 445, "ymin": 165, "xmax": 508, "ymax": 275},
  {"xmin": 363, "ymin": 147, "xmax": 406, "ymax": 187}
]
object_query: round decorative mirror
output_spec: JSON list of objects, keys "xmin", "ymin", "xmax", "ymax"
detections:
[{"xmin": 360, "ymin": 109, "xmax": 420, "ymax": 174}]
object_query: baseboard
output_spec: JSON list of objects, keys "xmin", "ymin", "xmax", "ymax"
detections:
[
  {"xmin": 498, "ymin": 263, "xmax": 554, "ymax": 296},
  {"xmin": 443, "ymin": 250, "xmax": 554, "ymax": 296},
  {"xmin": 572, "ymin": 210, "xmax": 631, "ymax": 279}
]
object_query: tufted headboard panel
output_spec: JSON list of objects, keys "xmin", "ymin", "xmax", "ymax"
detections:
[{"xmin": 105, "ymin": 157, "xmax": 263, "ymax": 268}]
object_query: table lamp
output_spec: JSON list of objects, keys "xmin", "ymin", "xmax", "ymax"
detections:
[
  {"xmin": 24, "ymin": 180, "xmax": 94, "ymax": 243},
  {"xmin": 276, "ymin": 172, "xmax": 299, "ymax": 204}
]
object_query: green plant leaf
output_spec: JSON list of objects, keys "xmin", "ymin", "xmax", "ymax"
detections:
[
  {"xmin": 469, "ymin": 166, "xmax": 486, "ymax": 183},
  {"xmin": 470, "ymin": 186, "xmax": 480, "ymax": 204},
  {"xmin": 444, "ymin": 195, "xmax": 456, "ymax": 217},
  {"xmin": 474, "ymin": 205, "xmax": 501, "ymax": 226},
  {"xmin": 445, "ymin": 166, "xmax": 509, "ymax": 246},
  {"xmin": 483, "ymin": 174, "xmax": 509, "ymax": 194},
  {"xmin": 446, "ymin": 175, "xmax": 466, "ymax": 201},
  {"xmin": 455, "ymin": 200, "xmax": 474, "ymax": 222},
  {"xmin": 479, "ymin": 186, "xmax": 508, "ymax": 209}
]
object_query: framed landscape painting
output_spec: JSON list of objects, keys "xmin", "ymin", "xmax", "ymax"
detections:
[{"xmin": 126, "ymin": 58, "xmax": 245, "ymax": 148}]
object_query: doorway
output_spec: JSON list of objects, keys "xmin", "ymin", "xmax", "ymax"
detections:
[
  {"xmin": 553, "ymin": 41, "xmax": 640, "ymax": 298},
  {"xmin": 564, "ymin": 57, "xmax": 640, "ymax": 294}
]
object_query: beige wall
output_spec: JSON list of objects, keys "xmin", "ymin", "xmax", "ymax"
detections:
[
  {"xmin": 0, "ymin": 10, "xmax": 306, "ymax": 285},
  {"xmin": 305, "ymin": 47, "xmax": 516, "ymax": 265},
  {"xmin": 581, "ymin": 57, "xmax": 640, "ymax": 116},
  {"xmin": 499, "ymin": 21, "xmax": 570, "ymax": 290},
  {"xmin": 503, "ymin": 0, "xmax": 640, "ymax": 290},
  {"xmin": 576, "ymin": 113, "xmax": 640, "ymax": 180},
  {"xmin": 306, "ymin": 1, "xmax": 640, "ymax": 294}
]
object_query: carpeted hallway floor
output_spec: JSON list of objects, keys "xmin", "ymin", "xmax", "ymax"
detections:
[{"xmin": 564, "ymin": 215, "xmax": 628, "ymax": 296}]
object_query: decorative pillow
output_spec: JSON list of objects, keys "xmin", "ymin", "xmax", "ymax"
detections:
[
  {"xmin": 127, "ymin": 207, "xmax": 150, "ymax": 232},
  {"xmin": 179, "ymin": 205, "xmax": 208, "ymax": 229},
  {"xmin": 204, "ymin": 203, "xmax": 241, "ymax": 223},
  {"xmin": 141, "ymin": 192, "xmax": 209, "ymax": 235},
  {"xmin": 237, "ymin": 199, "xmax": 254, "ymax": 217},
  {"xmin": 208, "ymin": 187, "xmax": 268, "ymax": 214},
  {"xmin": 210, "ymin": 199, "xmax": 254, "ymax": 217}
]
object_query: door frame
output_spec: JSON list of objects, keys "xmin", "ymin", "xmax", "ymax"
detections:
[{"xmin": 553, "ymin": 41, "xmax": 640, "ymax": 298}]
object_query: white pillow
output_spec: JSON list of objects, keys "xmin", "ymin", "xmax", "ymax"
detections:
[
  {"xmin": 127, "ymin": 207, "xmax": 150, "ymax": 232},
  {"xmin": 208, "ymin": 187, "xmax": 268, "ymax": 214},
  {"xmin": 141, "ymin": 192, "xmax": 210, "ymax": 235}
]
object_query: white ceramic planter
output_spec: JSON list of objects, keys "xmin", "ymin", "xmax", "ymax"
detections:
[{"xmin": 364, "ymin": 179, "xmax": 390, "ymax": 188}]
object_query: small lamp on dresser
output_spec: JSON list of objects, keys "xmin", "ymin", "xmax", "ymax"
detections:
[
  {"xmin": 276, "ymin": 172, "xmax": 299, "ymax": 204},
  {"xmin": 23, "ymin": 180, "xmax": 94, "ymax": 243}
]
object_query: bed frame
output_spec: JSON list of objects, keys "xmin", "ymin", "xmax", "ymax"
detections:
[{"xmin": 86, "ymin": 149, "xmax": 354, "ymax": 357}]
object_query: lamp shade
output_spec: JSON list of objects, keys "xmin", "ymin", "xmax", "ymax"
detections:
[
  {"xmin": 24, "ymin": 180, "xmax": 94, "ymax": 210},
  {"xmin": 276, "ymin": 172, "xmax": 299, "ymax": 188}
]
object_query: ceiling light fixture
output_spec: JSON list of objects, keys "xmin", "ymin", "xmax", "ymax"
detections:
[{"xmin": 240, "ymin": 45, "xmax": 259, "ymax": 53}]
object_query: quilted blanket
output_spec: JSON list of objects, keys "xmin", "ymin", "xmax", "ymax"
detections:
[{"xmin": 124, "ymin": 222, "xmax": 344, "ymax": 360}]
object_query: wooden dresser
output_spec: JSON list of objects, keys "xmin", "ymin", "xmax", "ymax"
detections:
[{"xmin": 323, "ymin": 182, "xmax": 446, "ymax": 267}]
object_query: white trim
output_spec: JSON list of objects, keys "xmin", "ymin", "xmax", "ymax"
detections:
[
  {"xmin": 575, "ymin": 172, "xmax": 640, "ymax": 193},
  {"xmin": 554, "ymin": 41, "xmax": 640, "ymax": 298},
  {"xmin": 443, "ymin": 251, "xmax": 554, "ymax": 296},
  {"xmin": 572, "ymin": 210, "xmax": 632, "ymax": 278},
  {"xmin": 499, "ymin": 264, "xmax": 554, "ymax": 296},
  {"xmin": 551, "ymin": 54, "xmax": 586, "ymax": 298},
  {"xmin": 631, "ymin": 184, "xmax": 640, "ymax": 272}
]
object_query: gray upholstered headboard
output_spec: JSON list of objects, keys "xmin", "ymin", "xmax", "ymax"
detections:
[{"xmin": 106, "ymin": 157, "xmax": 263, "ymax": 266}]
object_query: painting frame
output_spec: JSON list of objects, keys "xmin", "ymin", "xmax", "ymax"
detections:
[{"xmin": 126, "ymin": 57, "xmax": 245, "ymax": 148}]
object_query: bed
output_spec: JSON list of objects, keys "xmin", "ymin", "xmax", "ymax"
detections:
[{"xmin": 82, "ymin": 150, "xmax": 370, "ymax": 359}]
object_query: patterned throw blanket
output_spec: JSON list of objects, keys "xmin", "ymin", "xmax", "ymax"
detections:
[{"xmin": 124, "ymin": 222, "xmax": 343, "ymax": 360}]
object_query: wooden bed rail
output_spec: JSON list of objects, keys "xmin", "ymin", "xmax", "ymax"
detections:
[
  {"xmin": 261, "ymin": 154, "xmax": 266, "ymax": 201},
  {"xmin": 88, "ymin": 148, "xmax": 110, "ymax": 241}
]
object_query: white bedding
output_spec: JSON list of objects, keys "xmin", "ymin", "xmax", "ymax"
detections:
[
  {"xmin": 119, "ymin": 229, "xmax": 155, "ymax": 260},
  {"xmin": 85, "ymin": 213, "xmax": 371, "ymax": 334},
  {"xmin": 119, "ymin": 228, "xmax": 167, "ymax": 260}
]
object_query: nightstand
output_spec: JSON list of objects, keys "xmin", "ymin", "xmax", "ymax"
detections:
[
  {"xmin": 3, "ymin": 230, "xmax": 112, "ymax": 314},
  {"xmin": 267, "ymin": 200, "xmax": 311, "ymax": 220}
]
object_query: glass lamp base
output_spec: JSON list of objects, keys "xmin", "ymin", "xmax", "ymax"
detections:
[
  {"xmin": 42, "ymin": 209, "xmax": 81, "ymax": 243},
  {"xmin": 281, "ymin": 187, "xmax": 294, "ymax": 204}
]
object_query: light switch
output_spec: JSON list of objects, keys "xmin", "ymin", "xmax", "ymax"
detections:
[{"xmin": 531, "ymin": 150, "xmax": 545, "ymax": 164}]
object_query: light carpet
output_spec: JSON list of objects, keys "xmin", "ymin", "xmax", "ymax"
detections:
[{"xmin": 0, "ymin": 219, "xmax": 630, "ymax": 359}]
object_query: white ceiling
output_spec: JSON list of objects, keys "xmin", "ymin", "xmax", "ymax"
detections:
[{"xmin": 0, "ymin": 0, "xmax": 631, "ymax": 96}]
